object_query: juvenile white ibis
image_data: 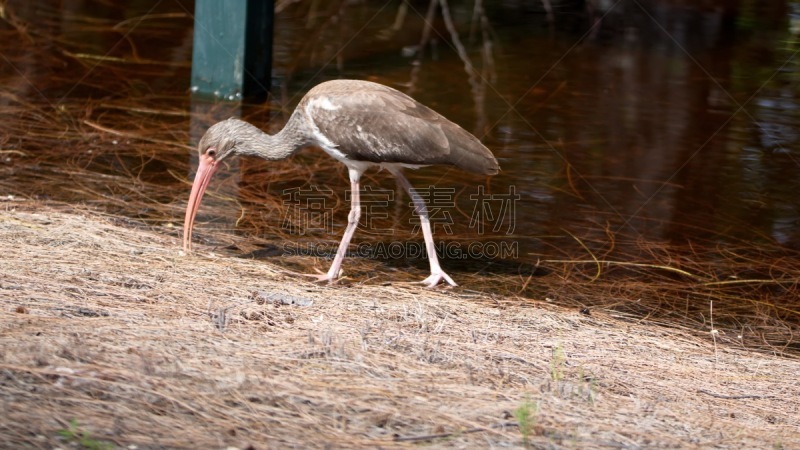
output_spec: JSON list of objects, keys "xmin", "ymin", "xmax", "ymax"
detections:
[{"xmin": 183, "ymin": 79, "xmax": 499, "ymax": 287}]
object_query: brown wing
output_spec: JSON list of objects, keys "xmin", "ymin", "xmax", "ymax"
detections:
[{"xmin": 301, "ymin": 80, "xmax": 499, "ymax": 175}]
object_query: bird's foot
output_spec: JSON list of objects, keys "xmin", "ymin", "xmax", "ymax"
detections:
[
  {"xmin": 285, "ymin": 270, "xmax": 341, "ymax": 285},
  {"xmin": 310, "ymin": 272, "xmax": 340, "ymax": 284},
  {"xmin": 421, "ymin": 271, "xmax": 457, "ymax": 288}
]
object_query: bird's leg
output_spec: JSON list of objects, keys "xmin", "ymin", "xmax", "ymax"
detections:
[
  {"xmin": 388, "ymin": 168, "xmax": 457, "ymax": 287},
  {"xmin": 314, "ymin": 169, "xmax": 362, "ymax": 284}
]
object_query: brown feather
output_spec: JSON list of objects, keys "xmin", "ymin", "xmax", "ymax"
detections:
[{"xmin": 299, "ymin": 80, "xmax": 500, "ymax": 175}]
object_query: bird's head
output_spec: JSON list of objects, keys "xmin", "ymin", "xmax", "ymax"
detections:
[
  {"xmin": 183, "ymin": 118, "xmax": 248, "ymax": 253},
  {"xmin": 196, "ymin": 118, "xmax": 247, "ymax": 165}
]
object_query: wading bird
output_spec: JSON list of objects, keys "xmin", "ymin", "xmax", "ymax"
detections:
[{"xmin": 183, "ymin": 79, "xmax": 499, "ymax": 287}]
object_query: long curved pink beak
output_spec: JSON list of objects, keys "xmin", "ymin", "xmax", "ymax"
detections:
[{"xmin": 183, "ymin": 153, "xmax": 219, "ymax": 252}]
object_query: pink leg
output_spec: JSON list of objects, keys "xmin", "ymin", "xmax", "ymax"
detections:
[
  {"xmin": 387, "ymin": 167, "xmax": 456, "ymax": 287},
  {"xmin": 313, "ymin": 168, "xmax": 362, "ymax": 283}
]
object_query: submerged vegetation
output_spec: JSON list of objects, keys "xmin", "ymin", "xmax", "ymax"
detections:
[{"xmin": 2, "ymin": 0, "xmax": 798, "ymax": 355}]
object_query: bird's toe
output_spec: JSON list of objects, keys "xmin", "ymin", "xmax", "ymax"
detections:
[
  {"xmin": 290, "ymin": 271, "xmax": 339, "ymax": 285},
  {"xmin": 421, "ymin": 272, "xmax": 458, "ymax": 288},
  {"xmin": 312, "ymin": 273, "xmax": 339, "ymax": 284}
]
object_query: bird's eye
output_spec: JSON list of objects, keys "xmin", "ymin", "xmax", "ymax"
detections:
[{"xmin": 206, "ymin": 148, "xmax": 217, "ymax": 157}]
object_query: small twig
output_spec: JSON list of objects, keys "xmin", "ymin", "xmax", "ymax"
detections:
[
  {"xmin": 393, "ymin": 422, "xmax": 518, "ymax": 442},
  {"xmin": 516, "ymin": 259, "xmax": 540, "ymax": 295},
  {"xmin": 702, "ymin": 278, "xmax": 799, "ymax": 287},
  {"xmin": 710, "ymin": 300, "xmax": 718, "ymax": 366},
  {"xmin": 0, "ymin": 150, "xmax": 28, "ymax": 156},
  {"xmin": 112, "ymin": 12, "xmax": 190, "ymax": 30},
  {"xmin": 61, "ymin": 49, "xmax": 190, "ymax": 67},
  {"xmin": 543, "ymin": 259, "xmax": 702, "ymax": 280},
  {"xmin": 564, "ymin": 160, "xmax": 585, "ymax": 201},
  {"xmin": 495, "ymin": 354, "xmax": 546, "ymax": 370},
  {"xmin": 97, "ymin": 104, "xmax": 189, "ymax": 117},
  {"xmin": 561, "ymin": 228, "xmax": 601, "ymax": 282},
  {"xmin": 82, "ymin": 120, "xmax": 193, "ymax": 150},
  {"xmin": 697, "ymin": 389, "xmax": 773, "ymax": 400}
]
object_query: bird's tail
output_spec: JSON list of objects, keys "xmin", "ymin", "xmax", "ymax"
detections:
[{"xmin": 442, "ymin": 125, "xmax": 500, "ymax": 175}]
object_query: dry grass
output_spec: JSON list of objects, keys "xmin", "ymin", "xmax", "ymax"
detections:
[{"xmin": 2, "ymin": 200, "xmax": 799, "ymax": 449}]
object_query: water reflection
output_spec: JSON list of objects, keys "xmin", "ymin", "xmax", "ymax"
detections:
[{"xmin": 1, "ymin": 1, "xmax": 799, "ymax": 335}]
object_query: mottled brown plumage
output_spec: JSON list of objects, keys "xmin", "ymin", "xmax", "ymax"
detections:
[
  {"xmin": 184, "ymin": 79, "xmax": 500, "ymax": 287},
  {"xmin": 298, "ymin": 80, "xmax": 499, "ymax": 174}
]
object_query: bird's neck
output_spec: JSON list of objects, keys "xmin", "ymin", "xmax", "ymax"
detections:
[{"xmin": 237, "ymin": 118, "xmax": 309, "ymax": 161}]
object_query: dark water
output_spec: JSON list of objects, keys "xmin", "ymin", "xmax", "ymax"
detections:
[{"xmin": 2, "ymin": 0, "xmax": 800, "ymax": 279}]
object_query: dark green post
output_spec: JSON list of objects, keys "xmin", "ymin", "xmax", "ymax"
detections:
[{"xmin": 191, "ymin": 0, "xmax": 274, "ymax": 101}]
